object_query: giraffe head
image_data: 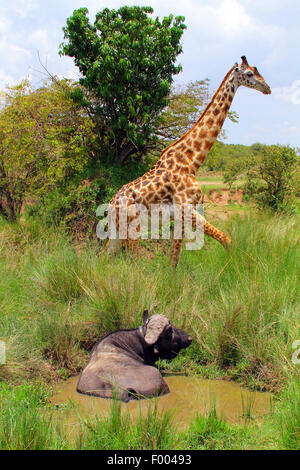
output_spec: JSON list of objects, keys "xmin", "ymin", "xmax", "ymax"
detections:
[{"xmin": 233, "ymin": 55, "xmax": 271, "ymax": 95}]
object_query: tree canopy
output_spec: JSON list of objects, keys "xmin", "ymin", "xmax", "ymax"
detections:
[
  {"xmin": 0, "ymin": 79, "xmax": 95, "ymax": 220},
  {"xmin": 244, "ymin": 145, "xmax": 298, "ymax": 213},
  {"xmin": 59, "ymin": 6, "xmax": 186, "ymax": 164}
]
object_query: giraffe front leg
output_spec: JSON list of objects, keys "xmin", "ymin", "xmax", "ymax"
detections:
[
  {"xmin": 170, "ymin": 238, "xmax": 183, "ymax": 267},
  {"xmin": 123, "ymin": 238, "xmax": 140, "ymax": 255},
  {"xmin": 124, "ymin": 214, "xmax": 141, "ymax": 257},
  {"xmin": 99, "ymin": 238, "xmax": 122, "ymax": 259},
  {"xmin": 107, "ymin": 238, "xmax": 123, "ymax": 254},
  {"xmin": 100, "ymin": 208, "xmax": 123, "ymax": 257}
]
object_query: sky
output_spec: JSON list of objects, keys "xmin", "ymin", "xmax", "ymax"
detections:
[{"xmin": 0, "ymin": 0, "xmax": 299, "ymax": 148}]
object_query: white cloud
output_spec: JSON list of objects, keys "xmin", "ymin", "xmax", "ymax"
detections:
[
  {"xmin": 0, "ymin": 68, "xmax": 16, "ymax": 90},
  {"xmin": 0, "ymin": 15, "xmax": 12, "ymax": 34},
  {"xmin": 29, "ymin": 28, "xmax": 51, "ymax": 50},
  {"xmin": 146, "ymin": 0, "xmax": 284, "ymax": 40},
  {"xmin": 66, "ymin": 68, "xmax": 81, "ymax": 80},
  {"xmin": 273, "ymin": 80, "xmax": 300, "ymax": 105},
  {"xmin": 9, "ymin": 0, "xmax": 38, "ymax": 18},
  {"xmin": 0, "ymin": 41, "xmax": 31, "ymax": 68},
  {"xmin": 224, "ymin": 3, "xmax": 251, "ymax": 33},
  {"xmin": 57, "ymin": 68, "xmax": 81, "ymax": 81}
]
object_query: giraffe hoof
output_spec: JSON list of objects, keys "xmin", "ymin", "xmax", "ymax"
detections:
[{"xmin": 223, "ymin": 237, "xmax": 232, "ymax": 248}]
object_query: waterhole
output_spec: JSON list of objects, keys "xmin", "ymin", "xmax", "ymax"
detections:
[{"xmin": 51, "ymin": 375, "xmax": 272, "ymax": 427}]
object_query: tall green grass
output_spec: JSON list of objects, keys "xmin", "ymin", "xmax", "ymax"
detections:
[
  {"xmin": 266, "ymin": 380, "xmax": 300, "ymax": 449},
  {"xmin": 0, "ymin": 382, "xmax": 65, "ymax": 450},
  {"xmin": 0, "ymin": 213, "xmax": 298, "ymax": 388},
  {"xmin": 75, "ymin": 400, "xmax": 176, "ymax": 450}
]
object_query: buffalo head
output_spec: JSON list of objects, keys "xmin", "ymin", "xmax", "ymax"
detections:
[{"xmin": 142, "ymin": 310, "xmax": 192, "ymax": 360}]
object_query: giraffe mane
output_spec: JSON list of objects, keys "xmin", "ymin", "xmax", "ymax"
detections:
[
  {"xmin": 192, "ymin": 65, "xmax": 236, "ymax": 125},
  {"xmin": 157, "ymin": 65, "xmax": 236, "ymax": 160}
]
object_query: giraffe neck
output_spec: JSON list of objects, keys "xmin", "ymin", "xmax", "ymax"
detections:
[{"xmin": 160, "ymin": 66, "xmax": 238, "ymax": 175}]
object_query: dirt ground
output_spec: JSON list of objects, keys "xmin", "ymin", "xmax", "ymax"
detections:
[{"xmin": 205, "ymin": 188, "xmax": 244, "ymax": 205}]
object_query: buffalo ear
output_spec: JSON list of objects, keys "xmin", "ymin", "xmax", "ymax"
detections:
[
  {"xmin": 144, "ymin": 314, "xmax": 170, "ymax": 345},
  {"xmin": 143, "ymin": 309, "xmax": 149, "ymax": 326}
]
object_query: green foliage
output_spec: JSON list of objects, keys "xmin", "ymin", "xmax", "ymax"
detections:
[
  {"xmin": 157, "ymin": 80, "xmax": 210, "ymax": 143},
  {"xmin": 0, "ymin": 382, "xmax": 59, "ymax": 450},
  {"xmin": 270, "ymin": 381, "xmax": 300, "ymax": 449},
  {"xmin": 185, "ymin": 407, "xmax": 248, "ymax": 450},
  {"xmin": 29, "ymin": 178, "xmax": 106, "ymax": 235},
  {"xmin": 244, "ymin": 145, "xmax": 297, "ymax": 212},
  {"xmin": 220, "ymin": 144, "xmax": 298, "ymax": 211},
  {"xmin": 209, "ymin": 142, "xmax": 263, "ymax": 175},
  {"xmin": 76, "ymin": 401, "xmax": 175, "ymax": 450},
  {"xmin": 59, "ymin": 6, "xmax": 186, "ymax": 164},
  {"xmin": 28, "ymin": 157, "xmax": 151, "ymax": 235},
  {"xmin": 0, "ymin": 79, "xmax": 95, "ymax": 220}
]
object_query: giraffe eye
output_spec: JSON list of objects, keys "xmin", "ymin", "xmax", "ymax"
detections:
[{"xmin": 247, "ymin": 72, "xmax": 254, "ymax": 77}]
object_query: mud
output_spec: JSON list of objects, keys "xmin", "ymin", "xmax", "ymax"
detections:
[{"xmin": 51, "ymin": 375, "xmax": 272, "ymax": 427}]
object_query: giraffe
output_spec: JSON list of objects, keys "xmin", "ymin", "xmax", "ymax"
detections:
[{"xmin": 102, "ymin": 56, "xmax": 271, "ymax": 266}]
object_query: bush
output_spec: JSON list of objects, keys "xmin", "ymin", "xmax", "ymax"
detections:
[
  {"xmin": 27, "ymin": 157, "xmax": 151, "ymax": 237},
  {"xmin": 244, "ymin": 145, "xmax": 297, "ymax": 213},
  {"xmin": 0, "ymin": 79, "xmax": 95, "ymax": 221}
]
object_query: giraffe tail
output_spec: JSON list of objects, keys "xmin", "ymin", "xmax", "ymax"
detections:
[{"xmin": 204, "ymin": 220, "xmax": 231, "ymax": 247}]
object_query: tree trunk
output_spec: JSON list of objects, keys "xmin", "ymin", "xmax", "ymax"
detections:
[
  {"xmin": 114, "ymin": 142, "xmax": 136, "ymax": 165},
  {"xmin": 0, "ymin": 189, "xmax": 18, "ymax": 221}
]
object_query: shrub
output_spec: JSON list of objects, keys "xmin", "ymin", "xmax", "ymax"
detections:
[{"xmin": 244, "ymin": 145, "xmax": 297, "ymax": 213}]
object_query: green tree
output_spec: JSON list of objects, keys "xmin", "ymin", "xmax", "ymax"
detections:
[
  {"xmin": 244, "ymin": 145, "xmax": 297, "ymax": 212},
  {"xmin": 0, "ymin": 79, "xmax": 95, "ymax": 220},
  {"xmin": 59, "ymin": 6, "xmax": 186, "ymax": 164},
  {"xmin": 152, "ymin": 80, "xmax": 238, "ymax": 160},
  {"xmin": 157, "ymin": 80, "xmax": 210, "ymax": 143}
]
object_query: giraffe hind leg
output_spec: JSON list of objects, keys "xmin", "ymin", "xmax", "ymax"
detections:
[
  {"xmin": 170, "ymin": 211, "xmax": 231, "ymax": 267},
  {"xmin": 187, "ymin": 208, "xmax": 231, "ymax": 247},
  {"xmin": 204, "ymin": 219, "xmax": 231, "ymax": 247},
  {"xmin": 100, "ymin": 237, "xmax": 122, "ymax": 256}
]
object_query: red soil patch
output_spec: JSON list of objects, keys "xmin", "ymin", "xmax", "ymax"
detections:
[{"xmin": 207, "ymin": 189, "xmax": 244, "ymax": 205}]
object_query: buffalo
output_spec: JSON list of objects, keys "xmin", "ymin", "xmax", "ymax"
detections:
[{"xmin": 77, "ymin": 310, "xmax": 192, "ymax": 402}]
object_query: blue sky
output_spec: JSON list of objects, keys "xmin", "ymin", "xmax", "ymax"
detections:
[{"xmin": 0, "ymin": 0, "xmax": 299, "ymax": 148}]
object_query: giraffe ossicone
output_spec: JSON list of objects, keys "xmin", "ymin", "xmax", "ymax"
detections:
[{"xmin": 100, "ymin": 56, "xmax": 271, "ymax": 266}]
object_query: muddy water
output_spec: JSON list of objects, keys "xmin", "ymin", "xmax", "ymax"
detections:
[{"xmin": 51, "ymin": 375, "xmax": 272, "ymax": 427}]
